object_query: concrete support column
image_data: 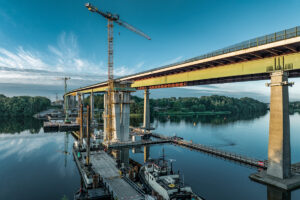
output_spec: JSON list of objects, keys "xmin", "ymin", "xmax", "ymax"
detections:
[
  {"xmin": 120, "ymin": 92, "xmax": 130, "ymax": 142},
  {"xmin": 69, "ymin": 96, "xmax": 74, "ymax": 110},
  {"xmin": 103, "ymin": 92, "xmax": 108, "ymax": 141},
  {"xmin": 90, "ymin": 91, "xmax": 94, "ymax": 123},
  {"xmin": 267, "ymin": 71, "xmax": 293, "ymax": 179},
  {"xmin": 77, "ymin": 93, "xmax": 82, "ymax": 118},
  {"xmin": 112, "ymin": 91, "xmax": 121, "ymax": 142},
  {"xmin": 64, "ymin": 95, "xmax": 70, "ymax": 123},
  {"xmin": 143, "ymin": 88, "xmax": 150, "ymax": 130},
  {"xmin": 103, "ymin": 81, "xmax": 131, "ymax": 143},
  {"xmin": 73, "ymin": 96, "xmax": 77, "ymax": 109}
]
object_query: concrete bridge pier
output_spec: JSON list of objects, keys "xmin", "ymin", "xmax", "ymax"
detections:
[
  {"xmin": 142, "ymin": 88, "xmax": 154, "ymax": 138},
  {"xmin": 72, "ymin": 95, "xmax": 76, "ymax": 109},
  {"xmin": 103, "ymin": 81, "xmax": 132, "ymax": 143},
  {"xmin": 90, "ymin": 91, "xmax": 94, "ymax": 123},
  {"xmin": 250, "ymin": 71, "xmax": 300, "ymax": 190},
  {"xmin": 143, "ymin": 88, "xmax": 150, "ymax": 130},
  {"xmin": 64, "ymin": 95, "xmax": 70, "ymax": 123},
  {"xmin": 77, "ymin": 93, "xmax": 82, "ymax": 119},
  {"xmin": 267, "ymin": 71, "xmax": 292, "ymax": 179}
]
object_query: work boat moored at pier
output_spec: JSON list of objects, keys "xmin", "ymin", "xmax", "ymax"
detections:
[{"xmin": 140, "ymin": 153, "xmax": 204, "ymax": 200}]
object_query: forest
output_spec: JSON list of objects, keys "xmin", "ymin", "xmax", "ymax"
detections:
[
  {"xmin": 0, "ymin": 94, "xmax": 51, "ymax": 117},
  {"xmin": 85, "ymin": 94, "xmax": 268, "ymax": 116}
]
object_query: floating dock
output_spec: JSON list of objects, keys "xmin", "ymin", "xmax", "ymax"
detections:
[{"xmin": 73, "ymin": 147, "xmax": 144, "ymax": 200}]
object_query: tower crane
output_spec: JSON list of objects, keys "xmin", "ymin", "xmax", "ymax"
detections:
[{"xmin": 85, "ymin": 3, "xmax": 150, "ymax": 141}]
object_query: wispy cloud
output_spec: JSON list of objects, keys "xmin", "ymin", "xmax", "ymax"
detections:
[
  {"xmin": 161, "ymin": 56, "xmax": 183, "ymax": 66},
  {"xmin": 0, "ymin": 32, "xmax": 135, "ymax": 95}
]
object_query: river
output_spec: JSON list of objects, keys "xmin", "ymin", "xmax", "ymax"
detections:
[{"xmin": 0, "ymin": 112, "xmax": 300, "ymax": 200}]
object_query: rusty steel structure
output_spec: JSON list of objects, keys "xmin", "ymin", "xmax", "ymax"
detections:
[{"xmin": 85, "ymin": 3, "xmax": 150, "ymax": 142}]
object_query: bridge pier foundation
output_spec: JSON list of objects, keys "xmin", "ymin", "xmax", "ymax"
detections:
[
  {"xmin": 267, "ymin": 71, "xmax": 292, "ymax": 179},
  {"xmin": 250, "ymin": 71, "xmax": 300, "ymax": 190}
]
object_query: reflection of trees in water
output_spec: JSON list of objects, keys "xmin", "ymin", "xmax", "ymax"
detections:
[
  {"xmin": 130, "ymin": 111, "xmax": 267, "ymax": 127},
  {"xmin": 130, "ymin": 116, "xmax": 143, "ymax": 127},
  {"xmin": 153, "ymin": 110, "xmax": 268, "ymax": 126},
  {"xmin": 0, "ymin": 117, "xmax": 42, "ymax": 134}
]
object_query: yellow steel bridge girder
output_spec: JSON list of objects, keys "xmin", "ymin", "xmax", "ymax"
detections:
[
  {"xmin": 65, "ymin": 87, "xmax": 108, "ymax": 97},
  {"xmin": 131, "ymin": 52, "xmax": 300, "ymax": 88},
  {"xmin": 65, "ymin": 52, "xmax": 300, "ymax": 96}
]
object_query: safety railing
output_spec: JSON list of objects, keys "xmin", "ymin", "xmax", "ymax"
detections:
[{"xmin": 122, "ymin": 26, "xmax": 300, "ymax": 79}]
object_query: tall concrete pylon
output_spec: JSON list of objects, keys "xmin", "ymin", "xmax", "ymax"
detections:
[
  {"xmin": 103, "ymin": 81, "xmax": 132, "ymax": 143},
  {"xmin": 250, "ymin": 71, "xmax": 300, "ymax": 190},
  {"xmin": 77, "ymin": 93, "xmax": 82, "ymax": 120},
  {"xmin": 90, "ymin": 91, "xmax": 94, "ymax": 123},
  {"xmin": 267, "ymin": 71, "xmax": 293, "ymax": 179},
  {"xmin": 143, "ymin": 88, "xmax": 150, "ymax": 131}
]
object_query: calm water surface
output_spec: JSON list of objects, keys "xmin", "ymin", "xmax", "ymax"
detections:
[{"xmin": 1, "ymin": 112, "xmax": 300, "ymax": 200}]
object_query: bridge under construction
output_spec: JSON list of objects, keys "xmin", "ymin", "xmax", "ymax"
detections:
[{"xmin": 64, "ymin": 25, "xmax": 300, "ymax": 191}]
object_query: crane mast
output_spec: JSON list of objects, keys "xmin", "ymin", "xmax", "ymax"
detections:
[
  {"xmin": 107, "ymin": 19, "xmax": 114, "ymax": 141},
  {"xmin": 85, "ymin": 3, "xmax": 150, "ymax": 142}
]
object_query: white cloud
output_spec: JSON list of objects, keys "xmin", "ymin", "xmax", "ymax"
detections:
[
  {"xmin": 161, "ymin": 56, "xmax": 183, "ymax": 66},
  {"xmin": 0, "ymin": 47, "xmax": 48, "ymax": 70},
  {"xmin": 0, "ymin": 32, "xmax": 135, "ymax": 90}
]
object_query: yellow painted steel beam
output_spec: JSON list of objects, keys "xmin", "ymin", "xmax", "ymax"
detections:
[
  {"xmin": 66, "ymin": 86, "xmax": 108, "ymax": 96},
  {"xmin": 66, "ymin": 52, "xmax": 300, "ymax": 96},
  {"xmin": 131, "ymin": 53, "xmax": 300, "ymax": 88}
]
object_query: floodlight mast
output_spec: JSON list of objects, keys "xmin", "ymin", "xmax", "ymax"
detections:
[{"xmin": 85, "ymin": 3, "xmax": 150, "ymax": 141}]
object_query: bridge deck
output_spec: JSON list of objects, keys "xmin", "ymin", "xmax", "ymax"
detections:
[{"xmin": 66, "ymin": 26, "xmax": 300, "ymax": 95}]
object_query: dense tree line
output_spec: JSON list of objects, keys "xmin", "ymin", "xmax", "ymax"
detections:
[
  {"xmin": 83, "ymin": 94, "xmax": 268, "ymax": 115},
  {"xmin": 0, "ymin": 94, "xmax": 51, "ymax": 117},
  {"xmin": 132, "ymin": 95, "xmax": 268, "ymax": 115}
]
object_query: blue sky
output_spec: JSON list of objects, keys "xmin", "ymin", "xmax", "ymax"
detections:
[{"xmin": 1, "ymin": 0, "xmax": 300, "ymax": 101}]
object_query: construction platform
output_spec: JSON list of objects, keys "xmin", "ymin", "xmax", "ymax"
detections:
[
  {"xmin": 73, "ymin": 148, "xmax": 144, "ymax": 200},
  {"xmin": 43, "ymin": 122, "xmax": 79, "ymax": 132}
]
